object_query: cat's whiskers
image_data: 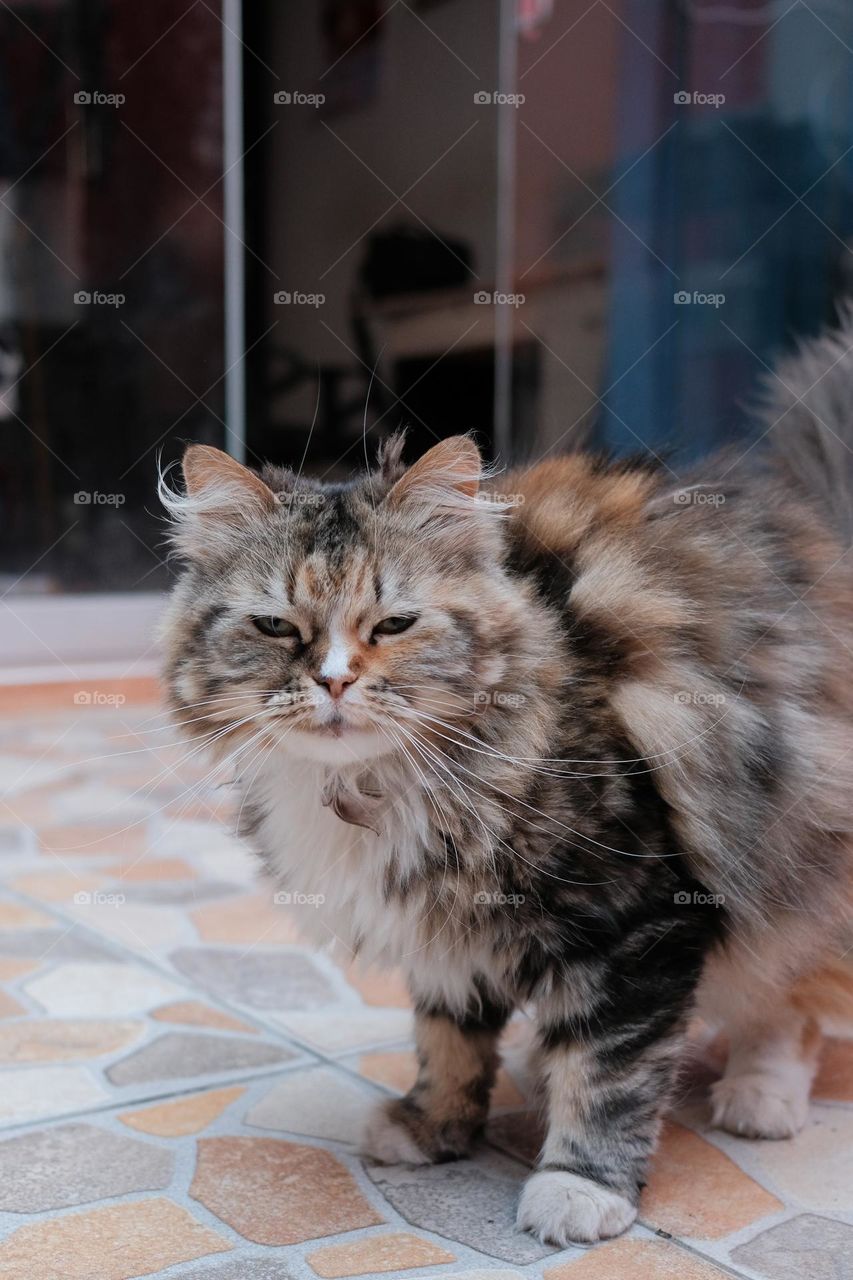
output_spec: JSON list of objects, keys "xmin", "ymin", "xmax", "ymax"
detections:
[{"xmin": 376, "ymin": 721, "xmax": 471, "ymax": 957}]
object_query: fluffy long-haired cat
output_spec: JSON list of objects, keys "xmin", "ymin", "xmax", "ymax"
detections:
[{"xmin": 161, "ymin": 318, "xmax": 853, "ymax": 1246}]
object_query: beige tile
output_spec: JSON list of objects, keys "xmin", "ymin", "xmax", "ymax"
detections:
[
  {"xmin": 308, "ymin": 1231, "xmax": 455, "ymax": 1277},
  {"xmin": 0, "ymin": 678, "xmax": 160, "ymax": 716},
  {"xmin": 344, "ymin": 963, "xmax": 411, "ymax": 1008},
  {"xmin": 152, "ymin": 999, "xmax": 258, "ymax": 1034},
  {"xmin": 10, "ymin": 871, "xmax": 105, "ymax": 903},
  {"xmin": 190, "ymin": 1136, "xmax": 384, "ymax": 1244},
  {"xmin": 0, "ymin": 1196, "xmax": 230, "ymax": 1279},
  {"xmin": 39, "ymin": 822, "xmax": 148, "ymax": 858},
  {"xmin": 0, "ymin": 989, "xmax": 26, "ymax": 1018},
  {"xmin": 641, "ymin": 1121, "xmax": 782, "ymax": 1239},
  {"xmin": 191, "ymin": 891, "xmax": 304, "ymax": 945},
  {"xmin": 545, "ymin": 1238, "xmax": 730, "ymax": 1279},
  {"xmin": 107, "ymin": 857, "xmax": 198, "ymax": 882},
  {"xmin": 0, "ymin": 1018, "xmax": 144, "ymax": 1064},
  {"xmin": 0, "ymin": 901, "xmax": 55, "ymax": 929},
  {"xmin": 0, "ymin": 959, "xmax": 36, "ymax": 981},
  {"xmin": 121, "ymin": 1085, "xmax": 246, "ymax": 1137},
  {"xmin": 745, "ymin": 1106, "xmax": 853, "ymax": 1212}
]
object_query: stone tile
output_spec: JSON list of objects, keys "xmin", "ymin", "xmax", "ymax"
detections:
[
  {"xmin": 107, "ymin": 1030, "xmax": 293, "ymax": 1085},
  {"xmin": 121, "ymin": 1085, "xmax": 246, "ymax": 1137},
  {"xmin": 123, "ymin": 880, "xmax": 241, "ymax": 906},
  {"xmin": 731, "ymin": 1212, "xmax": 853, "ymax": 1280},
  {"xmin": 0, "ymin": 988, "xmax": 25, "ymax": 1017},
  {"xmin": 432, "ymin": 1274, "xmax": 523, "ymax": 1280},
  {"xmin": 486, "ymin": 1109, "xmax": 545, "ymax": 1165},
  {"xmin": 641, "ymin": 1121, "xmax": 782, "ymax": 1238},
  {"xmin": 0, "ymin": 1197, "xmax": 231, "ymax": 1279},
  {"xmin": 180, "ymin": 1261, "xmax": 298, "ymax": 1280},
  {"xmin": 0, "ymin": 1122, "xmax": 173, "ymax": 1211},
  {"xmin": 66, "ymin": 901, "xmax": 193, "ymax": 950},
  {"xmin": 0, "ymin": 1017, "xmax": 144, "ymax": 1063},
  {"xmin": 0, "ymin": 754, "xmax": 68, "ymax": 796},
  {"xmin": 171, "ymin": 947, "xmax": 334, "ymax": 1010},
  {"xmin": 308, "ymin": 1231, "xmax": 456, "ymax": 1276},
  {"xmin": 0, "ymin": 1066, "xmax": 107, "ymax": 1125},
  {"xmin": 544, "ymin": 1238, "xmax": 730, "ymax": 1279},
  {"xmin": 106, "ymin": 856, "xmax": 197, "ymax": 881},
  {"xmin": 1, "ymin": 781, "xmax": 63, "ymax": 825},
  {"xmin": 274, "ymin": 1009, "xmax": 412, "ymax": 1053},
  {"xmin": 191, "ymin": 1136, "xmax": 384, "ymax": 1244},
  {"xmin": 245, "ymin": 1066, "xmax": 371, "ymax": 1143},
  {"xmin": 358, "ymin": 1050, "xmax": 524, "ymax": 1108},
  {"xmin": 743, "ymin": 1107, "xmax": 853, "ymax": 1213},
  {"xmin": 0, "ymin": 957, "xmax": 36, "ymax": 980},
  {"xmin": 39, "ymin": 821, "xmax": 149, "ymax": 857},
  {"xmin": 24, "ymin": 961, "xmax": 185, "ymax": 1016},
  {"xmin": 191, "ymin": 891, "xmax": 305, "ymax": 945},
  {"xmin": 357, "ymin": 1050, "xmax": 418, "ymax": 1093},
  {"xmin": 10, "ymin": 871, "xmax": 105, "ymax": 903},
  {"xmin": 152, "ymin": 999, "xmax": 258, "ymax": 1034},
  {"xmin": 344, "ymin": 963, "xmax": 411, "ymax": 1008},
  {"xmin": 366, "ymin": 1153, "xmax": 557, "ymax": 1263},
  {"xmin": 813, "ymin": 1037, "xmax": 853, "ymax": 1101},
  {"xmin": 0, "ymin": 927, "xmax": 118, "ymax": 963},
  {"xmin": 0, "ymin": 900, "xmax": 55, "ymax": 929}
]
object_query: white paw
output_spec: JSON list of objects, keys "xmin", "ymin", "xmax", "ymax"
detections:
[
  {"xmin": 361, "ymin": 1102, "xmax": 431, "ymax": 1165},
  {"xmin": 516, "ymin": 1170, "xmax": 637, "ymax": 1246},
  {"xmin": 711, "ymin": 1072, "xmax": 809, "ymax": 1139}
]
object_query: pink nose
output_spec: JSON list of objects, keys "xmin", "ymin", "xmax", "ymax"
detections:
[{"xmin": 314, "ymin": 673, "xmax": 357, "ymax": 700}]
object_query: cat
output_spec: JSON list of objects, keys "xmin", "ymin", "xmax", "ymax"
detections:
[{"xmin": 160, "ymin": 316, "xmax": 853, "ymax": 1246}]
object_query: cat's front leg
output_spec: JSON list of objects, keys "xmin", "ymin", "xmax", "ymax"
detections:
[
  {"xmin": 363, "ymin": 984, "xmax": 512, "ymax": 1165},
  {"xmin": 518, "ymin": 928, "xmax": 710, "ymax": 1246}
]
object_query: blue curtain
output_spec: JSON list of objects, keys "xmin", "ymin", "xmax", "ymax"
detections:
[{"xmin": 600, "ymin": 0, "xmax": 853, "ymax": 462}]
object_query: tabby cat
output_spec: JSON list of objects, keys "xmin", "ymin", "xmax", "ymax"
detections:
[{"xmin": 161, "ymin": 318, "xmax": 853, "ymax": 1245}]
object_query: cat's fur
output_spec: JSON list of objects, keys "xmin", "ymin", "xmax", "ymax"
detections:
[{"xmin": 160, "ymin": 317, "xmax": 853, "ymax": 1246}]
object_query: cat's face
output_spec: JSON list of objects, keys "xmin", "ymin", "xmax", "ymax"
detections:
[{"xmin": 161, "ymin": 437, "xmax": 524, "ymax": 767}]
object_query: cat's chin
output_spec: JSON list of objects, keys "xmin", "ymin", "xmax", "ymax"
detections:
[{"xmin": 276, "ymin": 724, "xmax": 394, "ymax": 766}]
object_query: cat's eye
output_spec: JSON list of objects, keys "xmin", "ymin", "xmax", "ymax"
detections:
[
  {"xmin": 252, "ymin": 616, "xmax": 301, "ymax": 640},
  {"xmin": 372, "ymin": 614, "xmax": 417, "ymax": 638}
]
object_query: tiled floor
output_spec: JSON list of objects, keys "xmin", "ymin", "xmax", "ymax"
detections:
[{"xmin": 0, "ymin": 680, "xmax": 851, "ymax": 1280}]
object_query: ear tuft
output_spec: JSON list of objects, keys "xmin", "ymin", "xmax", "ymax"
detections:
[{"xmin": 376, "ymin": 430, "xmax": 407, "ymax": 486}]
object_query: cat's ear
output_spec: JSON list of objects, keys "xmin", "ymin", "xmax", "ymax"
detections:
[
  {"xmin": 182, "ymin": 445, "xmax": 277, "ymax": 512},
  {"xmin": 386, "ymin": 436, "xmax": 481, "ymax": 514},
  {"xmin": 160, "ymin": 445, "xmax": 277, "ymax": 560}
]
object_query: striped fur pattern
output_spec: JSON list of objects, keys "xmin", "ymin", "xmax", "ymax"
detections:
[{"xmin": 161, "ymin": 320, "xmax": 853, "ymax": 1246}]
